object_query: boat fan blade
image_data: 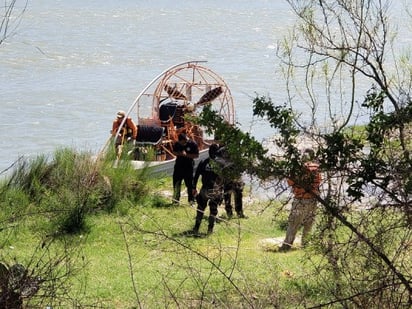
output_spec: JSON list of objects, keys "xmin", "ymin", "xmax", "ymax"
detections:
[
  {"xmin": 164, "ymin": 84, "xmax": 187, "ymax": 100},
  {"xmin": 196, "ymin": 86, "xmax": 223, "ymax": 106}
]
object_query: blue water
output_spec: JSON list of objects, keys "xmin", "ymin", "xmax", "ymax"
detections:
[{"xmin": 0, "ymin": 0, "xmax": 408, "ymax": 173}]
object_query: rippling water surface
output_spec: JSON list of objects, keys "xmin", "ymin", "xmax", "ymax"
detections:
[{"xmin": 0, "ymin": 0, "xmax": 408, "ymax": 173}]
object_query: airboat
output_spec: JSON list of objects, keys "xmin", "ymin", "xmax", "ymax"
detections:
[{"xmin": 106, "ymin": 61, "xmax": 235, "ymax": 175}]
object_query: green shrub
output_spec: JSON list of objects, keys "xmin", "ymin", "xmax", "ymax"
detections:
[
  {"xmin": 100, "ymin": 154, "xmax": 150, "ymax": 208},
  {"xmin": 0, "ymin": 187, "xmax": 30, "ymax": 224}
]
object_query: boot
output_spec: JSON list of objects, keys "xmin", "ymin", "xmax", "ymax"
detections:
[
  {"xmin": 279, "ymin": 243, "xmax": 291, "ymax": 252},
  {"xmin": 192, "ymin": 221, "xmax": 201, "ymax": 235},
  {"xmin": 226, "ymin": 210, "xmax": 233, "ymax": 219},
  {"xmin": 207, "ymin": 218, "xmax": 214, "ymax": 235},
  {"xmin": 237, "ymin": 211, "xmax": 248, "ymax": 219}
]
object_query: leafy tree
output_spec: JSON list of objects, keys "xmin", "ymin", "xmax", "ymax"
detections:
[
  {"xmin": 197, "ymin": 104, "xmax": 268, "ymax": 180},
  {"xmin": 197, "ymin": 0, "xmax": 411, "ymax": 307},
  {"xmin": 249, "ymin": 0, "xmax": 411, "ymax": 307}
]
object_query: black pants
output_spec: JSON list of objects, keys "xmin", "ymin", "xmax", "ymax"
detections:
[
  {"xmin": 224, "ymin": 181, "xmax": 244, "ymax": 216},
  {"xmin": 173, "ymin": 166, "xmax": 195, "ymax": 203},
  {"xmin": 194, "ymin": 187, "xmax": 222, "ymax": 232}
]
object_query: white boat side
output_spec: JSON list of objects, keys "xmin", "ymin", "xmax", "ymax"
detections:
[{"xmin": 129, "ymin": 148, "xmax": 209, "ymax": 176}]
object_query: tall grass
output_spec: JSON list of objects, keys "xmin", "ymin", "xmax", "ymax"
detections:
[
  {"xmin": 1, "ymin": 147, "xmax": 152, "ymax": 236},
  {"xmin": 0, "ymin": 147, "xmax": 164, "ymax": 307}
]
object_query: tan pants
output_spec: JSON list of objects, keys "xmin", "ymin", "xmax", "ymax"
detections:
[{"xmin": 282, "ymin": 198, "xmax": 317, "ymax": 248}]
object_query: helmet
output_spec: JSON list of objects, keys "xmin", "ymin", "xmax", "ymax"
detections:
[{"xmin": 209, "ymin": 143, "xmax": 220, "ymax": 159}]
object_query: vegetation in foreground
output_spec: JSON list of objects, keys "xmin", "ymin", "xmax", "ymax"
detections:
[
  {"xmin": 0, "ymin": 148, "xmax": 325, "ymax": 308},
  {"xmin": 0, "ymin": 144, "xmax": 410, "ymax": 308},
  {"xmin": 1, "ymin": 1, "xmax": 411, "ymax": 308}
]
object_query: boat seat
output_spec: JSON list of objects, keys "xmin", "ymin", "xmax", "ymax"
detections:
[
  {"xmin": 172, "ymin": 105, "xmax": 185, "ymax": 128},
  {"xmin": 136, "ymin": 125, "xmax": 165, "ymax": 145},
  {"xmin": 159, "ymin": 101, "xmax": 178, "ymax": 123}
]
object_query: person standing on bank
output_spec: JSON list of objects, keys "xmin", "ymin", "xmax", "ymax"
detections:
[
  {"xmin": 223, "ymin": 179, "xmax": 246, "ymax": 219},
  {"xmin": 217, "ymin": 145, "xmax": 247, "ymax": 219},
  {"xmin": 172, "ymin": 133, "xmax": 199, "ymax": 205},
  {"xmin": 111, "ymin": 110, "xmax": 138, "ymax": 156},
  {"xmin": 280, "ymin": 148, "xmax": 321, "ymax": 251},
  {"xmin": 192, "ymin": 144, "xmax": 224, "ymax": 235}
]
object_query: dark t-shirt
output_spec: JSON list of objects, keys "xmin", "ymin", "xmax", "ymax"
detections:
[
  {"xmin": 173, "ymin": 139, "xmax": 199, "ymax": 170},
  {"xmin": 193, "ymin": 158, "xmax": 221, "ymax": 189}
]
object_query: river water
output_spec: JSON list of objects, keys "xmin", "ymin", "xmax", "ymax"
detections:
[{"xmin": 0, "ymin": 0, "xmax": 409, "ymax": 174}]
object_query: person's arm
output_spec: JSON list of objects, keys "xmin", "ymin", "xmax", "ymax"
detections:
[
  {"xmin": 172, "ymin": 142, "xmax": 185, "ymax": 157},
  {"xmin": 127, "ymin": 118, "xmax": 138, "ymax": 139},
  {"xmin": 185, "ymin": 141, "xmax": 199, "ymax": 159},
  {"xmin": 193, "ymin": 160, "xmax": 204, "ymax": 190},
  {"xmin": 111, "ymin": 120, "xmax": 119, "ymax": 137}
]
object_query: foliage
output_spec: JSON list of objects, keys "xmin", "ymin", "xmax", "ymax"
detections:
[
  {"xmin": 0, "ymin": 236, "xmax": 85, "ymax": 309},
  {"xmin": 197, "ymin": 104, "xmax": 268, "ymax": 180},
  {"xmin": 1, "ymin": 169, "xmax": 320, "ymax": 308},
  {"xmin": 5, "ymin": 149, "xmax": 95, "ymax": 234},
  {"xmin": 0, "ymin": 141, "xmax": 408, "ymax": 307},
  {"xmin": 192, "ymin": 4, "xmax": 412, "ymax": 306},
  {"xmin": 0, "ymin": 147, "xmax": 161, "ymax": 307},
  {"xmin": 1, "ymin": 0, "xmax": 411, "ymax": 307},
  {"xmin": 193, "ymin": 0, "xmax": 412, "ymax": 306},
  {"xmin": 245, "ymin": 0, "xmax": 412, "ymax": 307},
  {"xmin": 1, "ymin": 147, "xmax": 156, "ymax": 236}
]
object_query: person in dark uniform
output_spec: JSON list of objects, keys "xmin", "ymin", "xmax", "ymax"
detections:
[
  {"xmin": 223, "ymin": 179, "xmax": 246, "ymax": 219},
  {"xmin": 216, "ymin": 145, "xmax": 247, "ymax": 219},
  {"xmin": 192, "ymin": 144, "xmax": 224, "ymax": 235},
  {"xmin": 172, "ymin": 133, "xmax": 199, "ymax": 205}
]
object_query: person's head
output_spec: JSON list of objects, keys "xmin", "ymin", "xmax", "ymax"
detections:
[
  {"xmin": 302, "ymin": 148, "xmax": 315, "ymax": 162},
  {"xmin": 178, "ymin": 133, "xmax": 188, "ymax": 145},
  {"xmin": 214, "ymin": 134, "xmax": 222, "ymax": 144},
  {"xmin": 116, "ymin": 110, "xmax": 126, "ymax": 120},
  {"xmin": 209, "ymin": 143, "xmax": 220, "ymax": 159},
  {"xmin": 185, "ymin": 102, "xmax": 195, "ymax": 112}
]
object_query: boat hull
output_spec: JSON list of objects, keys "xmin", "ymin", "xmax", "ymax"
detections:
[{"xmin": 130, "ymin": 148, "xmax": 209, "ymax": 176}]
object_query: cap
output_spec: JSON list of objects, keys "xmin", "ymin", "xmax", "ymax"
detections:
[{"xmin": 116, "ymin": 110, "xmax": 126, "ymax": 118}]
